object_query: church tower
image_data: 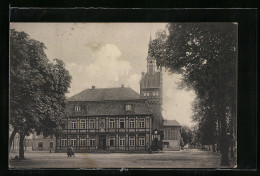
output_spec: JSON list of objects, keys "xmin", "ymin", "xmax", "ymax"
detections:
[{"xmin": 140, "ymin": 36, "xmax": 164, "ymax": 130}]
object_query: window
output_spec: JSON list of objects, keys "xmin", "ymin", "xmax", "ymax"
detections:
[
  {"xmin": 71, "ymin": 120, "xmax": 77, "ymax": 129},
  {"xmin": 49, "ymin": 142, "xmax": 53, "ymax": 148},
  {"xmin": 119, "ymin": 119, "xmax": 125, "ymax": 128},
  {"xmin": 61, "ymin": 139, "xmax": 67, "ymax": 146},
  {"xmin": 109, "ymin": 118, "xmax": 115, "ymax": 128},
  {"xmin": 156, "ymin": 92, "xmax": 159, "ymax": 96},
  {"xmin": 80, "ymin": 139, "xmax": 86, "ymax": 146},
  {"xmin": 110, "ymin": 137, "xmax": 115, "ymax": 146},
  {"xmin": 71, "ymin": 139, "xmax": 76, "ymax": 146},
  {"xmin": 139, "ymin": 118, "xmax": 145, "ymax": 128},
  {"xmin": 129, "ymin": 137, "xmax": 135, "ymax": 146},
  {"xmin": 153, "ymin": 92, "xmax": 156, "ymax": 96},
  {"xmin": 147, "ymin": 92, "xmax": 150, "ymax": 96},
  {"xmin": 75, "ymin": 105, "xmax": 81, "ymax": 112},
  {"xmin": 125, "ymin": 104, "xmax": 132, "ymax": 111},
  {"xmin": 90, "ymin": 139, "xmax": 95, "ymax": 146},
  {"xmin": 139, "ymin": 138, "xmax": 145, "ymax": 146},
  {"xmin": 129, "ymin": 118, "xmax": 135, "ymax": 128},
  {"xmin": 80, "ymin": 119, "xmax": 86, "ymax": 129},
  {"xmin": 38, "ymin": 142, "xmax": 43, "ymax": 148},
  {"xmin": 144, "ymin": 92, "xmax": 147, "ymax": 96},
  {"xmin": 89, "ymin": 119, "xmax": 95, "ymax": 129},
  {"xmin": 119, "ymin": 137, "xmax": 125, "ymax": 146}
]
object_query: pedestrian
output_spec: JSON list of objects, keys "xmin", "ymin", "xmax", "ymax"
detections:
[
  {"xmin": 67, "ymin": 147, "xmax": 72, "ymax": 157},
  {"xmin": 71, "ymin": 146, "xmax": 75, "ymax": 157}
]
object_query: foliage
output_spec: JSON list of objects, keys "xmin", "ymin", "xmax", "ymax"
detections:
[
  {"xmin": 10, "ymin": 29, "xmax": 72, "ymax": 144},
  {"xmin": 149, "ymin": 23, "xmax": 237, "ymax": 165}
]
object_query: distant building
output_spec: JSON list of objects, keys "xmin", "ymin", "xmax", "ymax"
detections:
[
  {"xmin": 163, "ymin": 120, "xmax": 181, "ymax": 151},
  {"xmin": 9, "ymin": 126, "xmax": 33, "ymax": 152},
  {"xmin": 55, "ymin": 86, "xmax": 153, "ymax": 153},
  {"xmin": 32, "ymin": 133, "xmax": 56, "ymax": 152}
]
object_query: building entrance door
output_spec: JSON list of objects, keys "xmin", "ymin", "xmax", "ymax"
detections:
[{"xmin": 99, "ymin": 135, "xmax": 106, "ymax": 150}]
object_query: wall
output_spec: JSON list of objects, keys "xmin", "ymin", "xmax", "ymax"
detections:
[{"xmin": 32, "ymin": 135, "xmax": 56, "ymax": 152}]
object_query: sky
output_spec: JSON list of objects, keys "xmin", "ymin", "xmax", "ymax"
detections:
[{"xmin": 10, "ymin": 23, "xmax": 196, "ymax": 127}]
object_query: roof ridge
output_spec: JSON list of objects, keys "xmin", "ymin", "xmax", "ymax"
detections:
[{"xmin": 68, "ymin": 86, "xmax": 142, "ymax": 101}]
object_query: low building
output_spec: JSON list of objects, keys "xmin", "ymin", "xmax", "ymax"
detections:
[
  {"xmin": 32, "ymin": 133, "xmax": 56, "ymax": 152},
  {"xmin": 55, "ymin": 86, "xmax": 153, "ymax": 153},
  {"xmin": 163, "ymin": 120, "xmax": 181, "ymax": 151}
]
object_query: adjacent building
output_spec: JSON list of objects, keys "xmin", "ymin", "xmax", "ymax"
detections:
[
  {"xmin": 32, "ymin": 134, "xmax": 56, "ymax": 152},
  {"xmin": 163, "ymin": 120, "xmax": 181, "ymax": 151}
]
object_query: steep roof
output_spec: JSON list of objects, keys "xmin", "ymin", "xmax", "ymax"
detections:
[
  {"xmin": 67, "ymin": 100, "xmax": 152, "ymax": 116},
  {"xmin": 163, "ymin": 120, "xmax": 181, "ymax": 127},
  {"xmin": 68, "ymin": 87, "xmax": 142, "ymax": 101}
]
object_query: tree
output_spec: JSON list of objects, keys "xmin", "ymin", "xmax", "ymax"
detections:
[
  {"xmin": 181, "ymin": 125, "xmax": 193, "ymax": 146},
  {"xmin": 149, "ymin": 23, "xmax": 237, "ymax": 166},
  {"xmin": 10, "ymin": 29, "xmax": 72, "ymax": 159}
]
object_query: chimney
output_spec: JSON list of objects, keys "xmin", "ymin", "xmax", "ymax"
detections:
[
  {"xmin": 92, "ymin": 86, "xmax": 95, "ymax": 90},
  {"xmin": 121, "ymin": 84, "xmax": 124, "ymax": 88}
]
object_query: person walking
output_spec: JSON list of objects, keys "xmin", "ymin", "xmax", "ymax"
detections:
[
  {"xmin": 67, "ymin": 147, "xmax": 72, "ymax": 157},
  {"xmin": 71, "ymin": 146, "xmax": 75, "ymax": 157}
]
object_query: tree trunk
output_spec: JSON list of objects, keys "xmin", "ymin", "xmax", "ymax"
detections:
[
  {"xmin": 230, "ymin": 106, "xmax": 235, "ymax": 157},
  {"xmin": 9, "ymin": 129, "xmax": 17, "ymax": 150},
  {"xmin": 19, "ymin": 133, "xmax": 25, "ymax": 159},
  {"xmin": 220, "ymin": 118, "xmax": 230, "ymax": 166}
]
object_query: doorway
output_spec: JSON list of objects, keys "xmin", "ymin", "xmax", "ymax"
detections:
[{"xmin": 99, "ymin": 135, "xmax": 106, "ymax": 150}]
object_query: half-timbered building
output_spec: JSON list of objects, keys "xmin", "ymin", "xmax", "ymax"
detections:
[{"xmin": 55, "ymin": 86, "xmax": 153, "ymax": 153}]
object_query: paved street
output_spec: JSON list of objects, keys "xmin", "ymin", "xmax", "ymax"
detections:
[{"xmin": 9, "ymin": 149, "xmax": 235, "ymax": 169}]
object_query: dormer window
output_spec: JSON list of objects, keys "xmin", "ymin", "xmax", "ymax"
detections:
[
  {"xmin": 125, "ymin": 104, "xmax": 132, "ymax": 111},
  {"xmin": 75, "ymin": 105, "xmax": 81, "ymax": 112}
]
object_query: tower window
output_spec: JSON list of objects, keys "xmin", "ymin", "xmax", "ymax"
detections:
[
  {"xmin": 147, "ymin": 92, "xmax": 150, "ymax": 96},
  {"xmin": 156, "ymin": 92, "xmax": 159, "ymax": 96},
  {"xmin": 144, "ymin": 92, "xmax": 147, "ymax": 96},
  {"xmin": 153, "ymin": 92, "xmax": 156, "ymax": 96}
]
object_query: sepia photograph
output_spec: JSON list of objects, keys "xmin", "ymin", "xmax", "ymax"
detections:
[{"xmin": 9, "ymin": 22, "xmax": 237, "ymax": 169}]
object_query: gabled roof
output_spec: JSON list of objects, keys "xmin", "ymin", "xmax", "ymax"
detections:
[
  {"xmin": 163, "ymin": 120, "xmax": 181, "ymax": 127},
  {"xmin": 68, "ymin": 87, "xmax": 142, "ymax": 101}
]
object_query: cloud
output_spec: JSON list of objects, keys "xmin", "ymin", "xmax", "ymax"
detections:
[
  {"xmin": 126, "ymin": 74, "xmax": 141, "ymax": 93},
  {"xmin": 66, "ymin": 44, "xmax": 132, "ymax": 97}
]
